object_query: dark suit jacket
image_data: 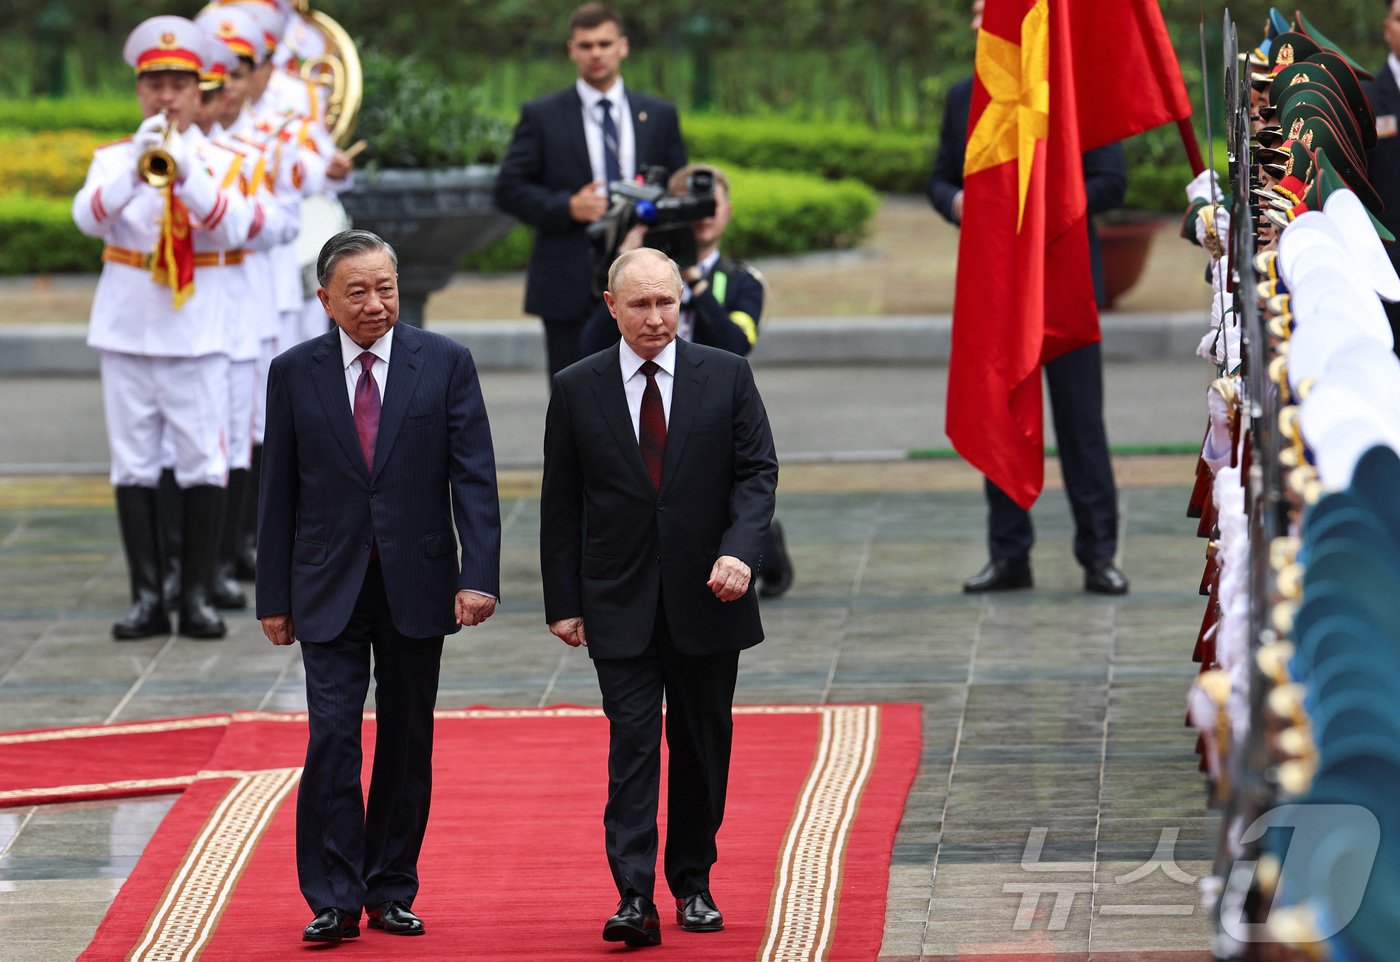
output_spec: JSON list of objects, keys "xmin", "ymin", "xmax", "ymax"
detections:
[
  {"xmin": 539, "ymin": 338, "xmax": 777, "ymax": 659},
  {"xmin": 1365, "ymin": 64, "xmax": 1400, "ymax": 266},
  {"xmin": 494, "ymin": 86, "xmax": 688, "ymax": 320},
  {"xmin": 928, "ymin": 76, "xmax": 1126, "ymax": 306},
  {"xmin": 256, "ymin": 324, "xmax": 501, "ymax": 643}
]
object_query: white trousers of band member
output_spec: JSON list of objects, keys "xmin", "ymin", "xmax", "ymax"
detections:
[
  {"xmin": 253, "ymin": 337, "xmax": 278, "ymax": 445},
  {"xmin": 227, "ymin": 358, "xmax": 256, "ymax": 472},
  {"xmin": 300, "ymin": 296, "xmax": 331, "ymax": 344},
  {"xmin": 100, "ymin": 351, "xmax": 230, "ymax": 488}
]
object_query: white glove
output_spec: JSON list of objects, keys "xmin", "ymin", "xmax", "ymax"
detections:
[
  {"xmin": 1202, "ymin": 381, "xmax": 1235, "ymax": 472},
  {"xmin": 162, "ymin": 126, "xmax": 192, "ymax": 181},
  {"xmin": 1194, "ymin": 205, "xmax": 1231, "ymax": 252},
  {"xmin": 1186, "ymin": 168, "xmax": 1223, "ymax": 204},
  {"xmin": 132, "ymin": 113, "xmax": 169, "ymax": 158}
]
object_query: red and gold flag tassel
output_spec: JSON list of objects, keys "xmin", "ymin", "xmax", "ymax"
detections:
[{"xmin": 150, "ymin": 183, "xmax": 195, "ymax": 309}]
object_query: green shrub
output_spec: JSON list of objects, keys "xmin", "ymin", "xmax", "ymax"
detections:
[
  {"xmin": 357, "ymin": 52, "xmax": 513, "ymax": 170},
  {"xmin": 683, "ymin": 115, "xmax": 933, "ymax": 193},
  {"xmin": 459, "ymin": 161, "xmax": 878, "ymax": 273},
  {"xmin": 0, "ymin": 195, "xmax": 102, "ymax": 274},
  {"xmin": 0, "ymin": 97, "xmax": 138, "ymax": 134}
]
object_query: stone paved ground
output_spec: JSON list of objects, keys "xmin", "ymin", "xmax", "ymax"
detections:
[{"xmin": 0, "ymin": 457, "xmax": 1217, "ymax": 961}]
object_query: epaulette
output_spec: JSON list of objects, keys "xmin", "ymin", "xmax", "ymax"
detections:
[{"xmin": 95, "ymin": 135, "xmax": 134, "ymax": 151}]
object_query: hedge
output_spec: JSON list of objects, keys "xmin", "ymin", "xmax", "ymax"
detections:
[
  {"xmin": 0, "ymin": 97, "xmax": 140, "ymax": 133},
  {"xmin": 0, "ymin": 129, "xmax": 108, "ymax": 198},
  {"xmin": 462, "ymin": 162, "xmax": 878, "ymax": 273},
  {"xmin": 0, "ymin": 195, "xmax": 102, "ymax": 274},
  {"xmin": 682, "ymin": 115, "xmax": 934, "ymax": 194}
]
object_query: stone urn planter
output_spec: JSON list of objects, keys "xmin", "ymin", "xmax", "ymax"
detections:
[{"xmin": 339, "ymin": 165, "xmax": 517, "ymax": 326}]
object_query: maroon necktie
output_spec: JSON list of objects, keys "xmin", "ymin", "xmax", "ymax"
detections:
[
  {"xmin": 354, "ymin": 351, "xmax": 380, "ymax": 470},
  {"xmin": 638, "ymin": 360, "xmax": 666, "ymax": 490}
]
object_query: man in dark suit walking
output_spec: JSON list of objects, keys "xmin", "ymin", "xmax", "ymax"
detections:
[
  {"xmin": 256, "ymin": 229, "xmax": 501, "ymax": 944},
  {"xmin": 1364, "ymin": 0, "xmax": 1400, "ymax": 351},
  {"xmin": 494, "ymin": 2, "xmax": 688, "ymax": 378},
  {"xmin": 928, "ymin": 0, "xmax": 1129, "ymax": 596},
  {"xmin": 540, "ymin": 248, "xmax": 778, "ymax": 947}
]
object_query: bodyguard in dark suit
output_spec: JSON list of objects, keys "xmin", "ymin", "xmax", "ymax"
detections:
[
  {"xmin": 929, "ymin": 1, "xmax": 1129, "ymax": 596},
  {"xmin": 540, "ymin": 248, "xmax": 778, "ymax": 947},
  {"xmin": 494, "ymin": 2, "xmax": 687, "ymax": 378},
  {"xmin": 256, "ymin": 230, "xmax": 501, "ymax": 944},
  {"xmin": 1364, "ymin": 2, "xmax": 1400, "ymax": 350}
]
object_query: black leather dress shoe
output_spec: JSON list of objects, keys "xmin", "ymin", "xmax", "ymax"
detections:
[
  {"xmin": 603, "ymin": 893, "xmax": 662, "ymax": 947},
  {"xmin": 1084, "ymin": 559, "xmax": 1130, "ymax": 595},
  {"xmin": 367, "ymin": 899, "xmax": 424, "ymax": 935},
  {"xmin": 676, "ymin": 890, "xmax": 724, "ymax": 932},
  {"xmin": 303, "ymin": 907, "xmax": 360, "ymax": 942},
  {"xmin": 962, "ymin": 558, "xmax": 1032, "ymax": 593}
]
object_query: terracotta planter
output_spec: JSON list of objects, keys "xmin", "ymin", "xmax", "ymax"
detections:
[
  {"xmin": 1097, "ymin": 214, "xmax": 1164, "ymax": 309},
  {"xmin": 340, "ymin": 165, "xmax": 517, "ymax": 326}
]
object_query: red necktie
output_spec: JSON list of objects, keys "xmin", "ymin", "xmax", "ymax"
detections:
[
  {"xmin": 638, "ymin": 360, "xmax": 666, "ymax": 490},
  {"xmin": 354, "ymin": 351, "xmax": 380, "ymax": 470}
]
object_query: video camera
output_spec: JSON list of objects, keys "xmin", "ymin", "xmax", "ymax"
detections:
[{"xmin": 587, "ymin": 166, "xmax": 716, "ymax": 295}]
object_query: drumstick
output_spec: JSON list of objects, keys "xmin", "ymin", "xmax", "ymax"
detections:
[{"xmin": 343, "ymin": 139, "xmax": 368, "ymax": 160}]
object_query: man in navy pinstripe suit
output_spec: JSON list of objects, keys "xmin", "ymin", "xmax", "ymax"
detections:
[{"xmin": 256, "ymin": 230, "xmax": 502, "ymax": 944}]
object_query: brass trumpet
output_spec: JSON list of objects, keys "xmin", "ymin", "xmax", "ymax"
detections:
[{"xmin": 137, "ymin": 112, "xmax": 179, "ymax": 188}]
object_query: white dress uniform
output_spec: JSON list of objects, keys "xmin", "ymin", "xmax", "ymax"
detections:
[
  {"xmin": 74, "ymin": 104, "xmax": 251, "ymax": 489},
  {"xmin": 74, "ymin": 14, "xmax": 253, "ymax": 642}
]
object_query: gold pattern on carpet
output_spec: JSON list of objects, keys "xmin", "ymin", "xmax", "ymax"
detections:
[
  {"xmin": 130, "ymin": 768, "xmax": 300, "ymax": 962},
  {"xmin": 759, "ymin": 704, "xmax": 879, "ymax": 962}
]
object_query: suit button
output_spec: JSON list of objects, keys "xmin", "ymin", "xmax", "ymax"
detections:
[
  {"xmin": 656, "ymin": 501, "xmax": 665, "ymax": 511},
  {"xmin": 370, "ymin": 490, "xmax": 378, "ymax": 499}
]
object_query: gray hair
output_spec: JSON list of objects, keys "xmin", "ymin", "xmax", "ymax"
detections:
[
  {"xmin": 316, "ymin": 229, "xmax": 398, "ymax": 288},
  {"xmin": 607, "ymin": 248, "xmax": 683, "ymax": 297}
]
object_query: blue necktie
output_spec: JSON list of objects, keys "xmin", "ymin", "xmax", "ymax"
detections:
[{"xmin": 598, "ymin": 98, "xmax": 622, "ymax": 185}]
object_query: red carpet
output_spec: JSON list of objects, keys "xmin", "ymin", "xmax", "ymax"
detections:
[
  {"xmin": 0, "ymin": 714, "xmax": 228, "ymax": 807},
  {"xmin": 26, "ymin": 704, "xmax": 920, "ymax": 961}
]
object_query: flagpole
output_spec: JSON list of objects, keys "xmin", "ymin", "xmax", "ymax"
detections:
[{"xmin": 1176, "ymin": 117, "xmax": 1206, "ymax": 176}]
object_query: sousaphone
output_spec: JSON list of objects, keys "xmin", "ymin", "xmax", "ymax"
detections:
[{"xmin": 292, "ymin": 1, "xmax": 362, "ymax": 149}]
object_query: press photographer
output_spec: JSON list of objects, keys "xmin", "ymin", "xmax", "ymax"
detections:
[
  {"xmin": 581, "ymin": 163, "xmax": 793, "ymax": 596},
  {"xmin": 586, "ymin": 165, "xmax": 716, "ymax": 293}
]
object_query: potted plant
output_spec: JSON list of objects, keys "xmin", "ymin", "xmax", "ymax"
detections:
[
  {"xmin": 341, "ymin": 52, "xmax": 516, "ymax": 326},
  {"xmin": 1096, "ymin": 125, "xmax": 1198, "ymax": 308}
]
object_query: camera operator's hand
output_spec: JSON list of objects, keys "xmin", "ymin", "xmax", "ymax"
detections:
[
  {"xmin": 570, "ymin": 181, "xmax": 610, "ymax": 223},
  {"xmin": 618, "ymin": 224, "xmax": 647, "ymax": 254}
]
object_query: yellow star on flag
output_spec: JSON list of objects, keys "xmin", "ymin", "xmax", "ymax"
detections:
[{"xmin": 964, "ymin": 0, "xmax": 1050, "ymax": 232}]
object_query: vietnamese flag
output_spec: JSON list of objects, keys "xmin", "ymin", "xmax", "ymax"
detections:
[{"xmin": 947, "ymin": 0, "xmax": 1192, "ymax": 509}]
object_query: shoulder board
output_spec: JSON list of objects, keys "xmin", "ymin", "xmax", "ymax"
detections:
[
  {"xmin": 95, "ymin": 135, "xmax": 134, "ymax": 150},
  {"xmin": 210, "ymin": 140, "xmax": 250, "ymax": 158}
]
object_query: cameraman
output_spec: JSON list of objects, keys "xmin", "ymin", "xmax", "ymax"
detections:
[{"xmin": 581, "ymin": 163, "xmax": 793, "ymax": 596}]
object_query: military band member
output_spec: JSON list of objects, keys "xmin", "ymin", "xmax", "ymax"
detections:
[{"xmin": 72, "ymin": 16, "xmax": 253, "ymax": 640}]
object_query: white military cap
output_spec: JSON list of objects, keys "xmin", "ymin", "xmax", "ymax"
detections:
[
  {"xmin": 195, "ymin": 5, "xmax": 265, "ymax": 65},
  {"xmin": 123, "ymin": 15, "xmax": 206, "ymax": 75},
  {"xmin": 199, "ymin": 28, "xmax": 241, "ymax": 90},
  {"xmin": 1322, "ymin": 188, "xmax": 1400, "ymax": 303},
  {"xmin": 209, "ymin": 1, "xmax": 287, "ymax": 60}
]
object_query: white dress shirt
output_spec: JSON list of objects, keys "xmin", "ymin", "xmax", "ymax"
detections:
[
  {"xmin": 619, "ymin": 337, "xmax": 675, "ymax": 441},
  {"xmin": 339, "ymin": 326, "xmax": 393, "ymax": 410},
  {"xmin": 1389, "ymin": 52, "xmax": 1400, "ymax": 94},
  {"xmin": 577, "ymin": 78, "xmax": 636, "ymax": 188}
]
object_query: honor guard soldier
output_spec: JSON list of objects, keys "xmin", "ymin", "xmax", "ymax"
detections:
[
  {"xmin": 72, "ymin": 16, "xmax": 253, "ymax": 641},
  {"xmin": 196, "ymin": 10, "xmax": 303, "ymax": 608}
]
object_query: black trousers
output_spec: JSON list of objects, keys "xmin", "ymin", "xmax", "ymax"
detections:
[
  {"xmin": 542, "ymin": 315, "xmax": 590, "ymax": 379},
  {"xmin": 591, "ymin": 605, "xmax": 740, "ymax": 903},
  {"xmin": 986, "ymin": 341, "xmax": 1119, "ymax": 567},
  {"xmin": 297, "ymin": 561, "xmax": 444, "ymax": 913}
]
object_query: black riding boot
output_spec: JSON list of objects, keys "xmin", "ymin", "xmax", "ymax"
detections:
[
  {"xmin": 235, "ymin": 445, "xmax": 261, "ymax": 580},
  {"xmin": 112, "ymin": 485, "xmax": 172, "ymax": 640},
  {"xmin": 211, "ymin": 469, "xmax": 248, "ymax": 609},
  {"xmin": 179, "ymin": 484, "xmax": 228, "ymax": 639},
  {"xmin": 157, "ymin": 468, "xmax": 182, "ymax": 607},
  {"xmin": 758, "ymin": 519, "xmax": 794, "ymax": 598}
]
